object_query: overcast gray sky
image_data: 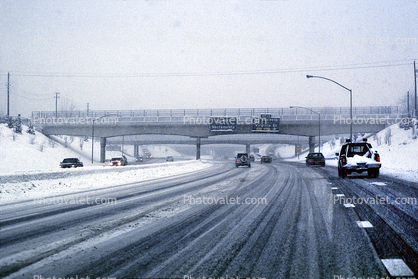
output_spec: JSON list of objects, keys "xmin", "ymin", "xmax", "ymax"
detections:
[{"xmin": 1, "ymin": 0, "xmax": 418, "ymax": 117}]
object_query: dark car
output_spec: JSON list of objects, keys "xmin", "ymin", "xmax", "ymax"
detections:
[
  {"xmin": 260, "ymin": 156, "xmax": 272, "ymax": 163},
  {"xmin": 306, "ymin": 153, "xmax": 325, "ymax": 167},
  {"xmin": 166, "ymin": 156, "xmax": 174, "ymax": 162},
  {"xmin": 135, "ymin": 156, "xmax": 143, "ymax": 163},
  {"xmin": 249, "ymin": 155, "xmax": 255, "ymax": 162},
  {"xmin": 59, "ymin": 158, "xmax": 83, "ymax": 168},
  {"xmin": 336, "ymin": 139, "xmax": 381, "ymax": 178},
  {"xmin": 235, "ymin": 153, "xmax": 251, "ymax": 168},
  {"xmin": 109, "ymin": 155, "xmax": 128, "ymax": 166}
]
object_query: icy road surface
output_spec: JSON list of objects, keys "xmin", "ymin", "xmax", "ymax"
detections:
[{"xmin": 1, "ymin": 161, "xmax": 417, "ymax": 278}]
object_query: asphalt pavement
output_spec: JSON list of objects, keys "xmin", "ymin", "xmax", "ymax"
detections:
[{"xmin": 1, "ymin": 160, "xmax": 417, "ymax": 279}]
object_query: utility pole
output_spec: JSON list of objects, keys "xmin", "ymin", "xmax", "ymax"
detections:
[
  {"xmin": 407, "ymin": 91, "xmax": 410, "ymax": 117},
  {"xmin": 87, "ymin": 103, "xmax": 89, "ymax": 117},
  {"xmin": 7, "ymin": 72, "xmax": 10, "ymax": 117},
  {"xmin": 415, "ymin": 61, "xmax": 417, "ymax": 118},
  {"xmin": 54, "ymin": 92, "xmax": 60, "ymax": 118}
]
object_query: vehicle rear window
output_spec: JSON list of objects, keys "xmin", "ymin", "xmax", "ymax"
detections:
[{"xmin": 347, "ymin": 145, "xmax": 370, "ymax": 156}]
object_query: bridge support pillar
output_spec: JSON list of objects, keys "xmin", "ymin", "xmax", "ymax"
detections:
[
  {"xmin": 246, "ymin": 143, "xmax": 251, "ymax": 154},
  {"xmin": 309, "ymin": 136, "xmax": 315, "ymax": 154},
  {"xmin": 134, "ymin": 144, "xmax": 139, "ymax": 157},
  {"xmin": 100, "ymin": 137, "xmax": 106, "ymax": 163},
  {"xmin": 196, "ymin": 137, "xmax": 201, "ymax": 160}
]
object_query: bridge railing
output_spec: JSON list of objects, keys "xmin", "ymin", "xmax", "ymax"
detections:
[{"xmin": 31, "ymin": 106, "xmax": 404, "ymax": 123}]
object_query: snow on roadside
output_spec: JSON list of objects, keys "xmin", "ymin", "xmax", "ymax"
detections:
[
  {"xmin": 0, "ymin": 160, "xmax": 212, "ymax": 204},
  {"xmin": 287, "ymin": 122, "xmax": 418, "ymax": 183},
  {"xmin": 0, "ymin": 124, "xmax": 90, "ymax": 174}
]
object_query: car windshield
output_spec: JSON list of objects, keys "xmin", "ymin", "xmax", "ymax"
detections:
[
  {"xmin": 111, "ymin": 158, "xmax": 122, "ymax": 161},
  {"xmin": 62, "ymin": 158, "xmax": 76, "ymax": 163}
]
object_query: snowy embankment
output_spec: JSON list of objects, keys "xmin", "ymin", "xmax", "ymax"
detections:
[
  {"xmin": 0, "ymin": 160, "xmax": 212, "ymax": 204},
  {"xmin": 287, "ymin": 122, "xmax": 418, "ymax": 182},
  {"xmin": 0, "ymin": 123, "xmax": 212, "ymax": 204}
]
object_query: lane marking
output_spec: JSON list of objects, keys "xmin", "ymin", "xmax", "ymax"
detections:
[
  {"xmin": 370, "ymin": 182, "xmax": 387, "ymax": 186},
  {"xmin": 381, "ymin": 259, "xmax": 414, "ymax": 277},
  {"xmin": 331, "ymin": 187, "xmax": 338, "ymax": 190},
  {"xmin": 343, "ymin": 203, "xmax": 355, "ymax": 208},
  {"xmin": 356, "ymin": 221, "xmax": 373, "ymax": 228},
  {"xmin": 335, "ymin": 194, "xmax": 345, "ymax": 197}
]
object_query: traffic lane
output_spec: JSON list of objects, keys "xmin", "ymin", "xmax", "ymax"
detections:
[
  {"xmin": 314, "ymin": 163, "xmax": 418, "ymax": 277},
  {"xmin": 0, "ymin": 163, "xmax": 268, "ymax": 278},
  {"xmin": 3, "ymin": 162, "xmax": 390, "ymax": 279},
  {"xmin": 0, "ymin": 162, "xmax": 241, "ymax": 277}
]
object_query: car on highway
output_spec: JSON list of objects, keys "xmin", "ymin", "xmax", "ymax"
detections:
[
  {"xmin": 166, "ymin": 156, "xmax": 174, "ymax": 162},
  {"xmin": 135, "ymin": 156, "xmax": 143, "ymax": 162},
  {"xmin": 109, "ymin": 155, "xmax": 128, "ymax": 166},
  {"xmin": 260, "ymin": 156, "xmax": 272, "ymax": 163},
  {"xmin": 305, "ymin": 152, "xmax": 325, "ymax": 167},
  {"xmin": 59, "ymin": 158, "xmax": 83, "ymax": 168},
  {"xmin": 249, "ymin": 155, "xmax": 255, "ymax": 162},
  {"xmin": 235, "ymin": 153, "xmax": 251, "ymax": 168},
  {"xmin": 336, "ymin": 139, "xmax": 381, "ymax": 178}
]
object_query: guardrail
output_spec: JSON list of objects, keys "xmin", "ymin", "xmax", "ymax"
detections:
[{"xmin": 31, "ymin": 106, "xmax": 404, "ymax": 123}]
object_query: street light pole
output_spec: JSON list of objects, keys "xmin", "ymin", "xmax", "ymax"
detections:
[
  {"xmin": 290, "ymin": 106, "xmax": 321, "ymax": 152},
  {"xmin": 91, "ymin": 118, "xmax": 95, "ymax": 164},
  {"xmin": 306, "ymin": 75, "xmax": 353, "ymax": 142}
]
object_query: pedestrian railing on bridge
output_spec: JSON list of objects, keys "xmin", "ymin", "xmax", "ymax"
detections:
[{"xmin": 31, "ymin": 106, "xmax": 404, "ymax": 124}]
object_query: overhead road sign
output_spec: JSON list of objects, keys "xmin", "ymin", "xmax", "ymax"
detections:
[
  {"xmin": 210, "ymin": 117, "xmax": 237, "ymax": 131},
  {"xmin": 252, "ymin": 117, "xmax": 280, "ymax": 132}
]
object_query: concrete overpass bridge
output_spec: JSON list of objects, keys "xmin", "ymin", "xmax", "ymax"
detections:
[
  {"xmin": 105, "ymin": 134, "xmax": 324, "ymax": 158},
  {"xmin": 32, "ymin": 106, "xmax": 403, "ymax": 161}
]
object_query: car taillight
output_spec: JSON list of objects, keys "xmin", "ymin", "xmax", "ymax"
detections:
[
  {"xmin": 342, "ymin": 158, "xmax": 346, "ymax": 164},
  {"xmin": 376, "ymin": 155, "xmax": 380, "ymax": 162},
  {"xmin": 321, "ymin": 158, "xmax": 325, "ymax": 161}
]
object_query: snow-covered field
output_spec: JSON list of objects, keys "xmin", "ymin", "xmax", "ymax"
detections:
[
  {"xmin": 287, "ymin": 122, "xmax": 418, "ymax": 182},
  {"xmin": 0, "ymin": 124, "xmax": 212, "ymax": 204}
]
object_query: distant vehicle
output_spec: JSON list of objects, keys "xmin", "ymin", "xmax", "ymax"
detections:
[
  {"xmin": 249, "ymin": 155, "xmax": 255, "ymax": 162},
  {"xmin": 305, "ymin": 153, "xmax": 325, "ymax": 167},
  {"xmin": 235, "ymin": 153, "xmax": 251, "ymax": 168},
  {"xmin": 59, "ymin": 158, "xmax": 83, "ymax": 168},
  {"xmin": 260, "ymin": 156, "xmax": 272, "ymax": 163},
  {"xmin": 166, "ymin": 156, "xmax": 174, "ymax": 162},
  {"xmin": 109, "ymin": 156, "xmax": 128, "ymax": 166},
  {"xmin": 336, "ymin": 139, "xmax": 381, "ymax": 178},
  {"xmin": 146, "ymin": 154, "xmax": 152, "ymax": 159},
  {"xmin": 222, "ymin": 156, "xmax": 229, "ymax": 160},
  {"xmin": 135, "ymin": 156, "xmax": 143, "ymax": 162}
]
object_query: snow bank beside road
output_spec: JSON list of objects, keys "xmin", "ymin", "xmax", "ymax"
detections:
[
  {"xmin": 287, "ymin": 122, "xmax": 418, "ymax": 182},
  {"xmin": 0, "ymin": 160, "xmax": 212, "ymax": 204}
]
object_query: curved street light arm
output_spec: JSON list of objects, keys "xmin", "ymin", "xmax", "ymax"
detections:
[{"xmin": 306, "ymin": 75, "xmax": 351, "ymax": 92}]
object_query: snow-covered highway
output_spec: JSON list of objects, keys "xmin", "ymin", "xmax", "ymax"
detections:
[{"xmin": 1, "ymin": 160, "xmax": 417, "ymax": 278}]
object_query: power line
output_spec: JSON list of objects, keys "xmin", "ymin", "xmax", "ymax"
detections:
[
  {"xmin": 14, "ymin": 92, "xmax": 52, "ymax": 101},
  {"xmin": 0, "ymin": 60, "xmax": 415, "ymax": 78}
]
